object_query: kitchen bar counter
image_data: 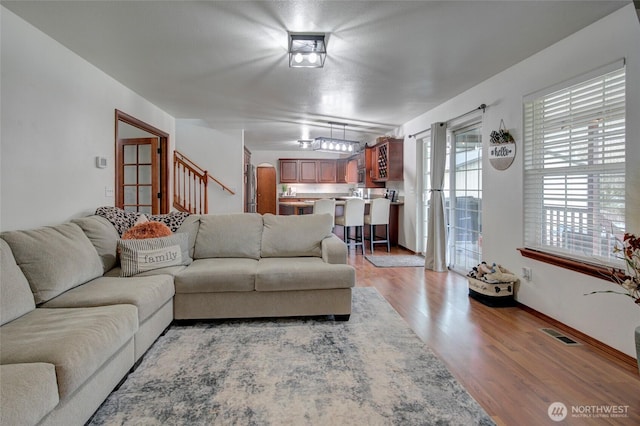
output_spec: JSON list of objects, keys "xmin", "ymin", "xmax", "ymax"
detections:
[
  {"xmin": 278, "ymin": 198, "xmax": 403, "ymax": 246},
  {"xmin": 278, "ymin": 199, "xmax": 403, "ymax": 214}
]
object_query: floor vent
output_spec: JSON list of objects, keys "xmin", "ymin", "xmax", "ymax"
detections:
[{"xmin": 539, "ymin": 328, "xmax": 581, "ymax": 346}]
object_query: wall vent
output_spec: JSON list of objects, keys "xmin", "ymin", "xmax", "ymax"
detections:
[{"xmin": 539, "ymin": 328, "xmax": 581, "ymax": 346}]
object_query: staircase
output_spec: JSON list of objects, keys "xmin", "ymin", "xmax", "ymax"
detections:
[{"xmin": 173, "ymin": 150, "xmax": 235, "ymax": 214}]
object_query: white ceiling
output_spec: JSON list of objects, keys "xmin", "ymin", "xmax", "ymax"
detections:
[{"xmin": 2, "ymin": 1, "xmax": 631, "ymax": 151}]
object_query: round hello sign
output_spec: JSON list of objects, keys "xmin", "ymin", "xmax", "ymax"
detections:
[
  {"xmin": 489, "ymin": 121, "xmax": 516, "ymax": 170},
  {"xmin": 489, "ymin": 141, "xmax": 516, "ymax": 170}
]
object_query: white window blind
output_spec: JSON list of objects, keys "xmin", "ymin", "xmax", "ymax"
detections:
[{"xmin": 523, "ymin": 66, "xmax": 626, "ymax": 266}]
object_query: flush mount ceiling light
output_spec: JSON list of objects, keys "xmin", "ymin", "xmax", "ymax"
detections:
[
  {"xmin": 298, "ymin": 139, "xmax": 313, "ymax": 149},
  {"xmin": 289, "ymin": 33, "xmax": 326, "ymax": 68},
  {"xmin": 301, "ymin": 122, "xmax": 360, "ymax": 154}
]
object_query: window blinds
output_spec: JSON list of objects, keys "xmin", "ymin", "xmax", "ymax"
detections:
[{"xmin": 523, "ymin": 66, "xmax": 626, "ymax": 265}]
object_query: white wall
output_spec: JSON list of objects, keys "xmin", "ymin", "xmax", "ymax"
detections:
[
  {"xmin": 175, "ymin": 120, "xmax": 243, "ymax": 214},
  {"xmin": 397, "ymin": 5, "xmax": 640, "ymax": 356},
  {"xmin": 0, "ymin": 7, "xmax": 176, "ymax": 231}
]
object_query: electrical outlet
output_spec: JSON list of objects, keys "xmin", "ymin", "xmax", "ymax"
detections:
[{"xmin": 522, "ymin": 267, "xmax": 532, "ymax": 281}]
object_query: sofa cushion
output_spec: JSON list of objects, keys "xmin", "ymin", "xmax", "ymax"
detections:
[
  {"xmin": 321, "ymin": 234, "xmax": 348, "ymax": 265},
  {"xmin": 0, "ymin": 239, "xmax": 35, "ymax": 325},
  {"xmin": 0, "ymin": 363, "xmax": 59, "ymax": 426},
  {"xmin": 104, "ymin": 264, "xmax": 187, "ymax": 278},
  {"xmin": 261, "ymin": 213, "xmax": 333, "ymax": 258},
  {"xmin": 0, "ymin": 305, "xmax": 137, "ymax": 399},
  {"xmin": 117, "ymin": 233, "xmax": 192, "ymax": 277},
  {"xmin": 256, "ymin": 257, "xmax": 355, "ymax": 291},
  {"xmin": 194, "ymin": 213, "xmax": 263, "ymax": 260},
  {"xmin": 175, "ymin": 258, "xmax": 258, "ymax": 293},
  {"xmin": 40, "ymin": 275, "xmax": 174, "ymax": 323},
  {"xmin": 175, "ymin": 215, "xmax": 200, "ymax": 258},
  {"xmin": 72, "ymin": 215, "xmax": 120, "ymax": 273},
  {"xmin": 1, "ymin": 223, "xmax": 104, "ymax": 304}
]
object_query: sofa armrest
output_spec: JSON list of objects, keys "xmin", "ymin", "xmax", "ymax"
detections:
[{"xmin": 321, "ymin": 234, "xmax": 348, "ymax": 264}]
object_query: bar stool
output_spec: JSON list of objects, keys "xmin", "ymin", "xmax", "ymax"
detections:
[
  {"xmin": 364, "ymin": 198, "xmax": 391, "ymax": 253},
  {"xmin": 334, "ymin": 198, "xmax": 365, "ymax": 255},
  {"xmin": 313, "ymin": 199, "xmax": 336, "ymax": 229}
]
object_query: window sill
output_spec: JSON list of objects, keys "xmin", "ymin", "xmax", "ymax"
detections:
[{"xmin": 517, "ymin": 248, "xmax": 621, "ymax": 283}]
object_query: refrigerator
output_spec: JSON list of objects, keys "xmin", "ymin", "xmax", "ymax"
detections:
[{"xmin": 245, "ymin": 164, "xmax": 256, "ymax": 213}]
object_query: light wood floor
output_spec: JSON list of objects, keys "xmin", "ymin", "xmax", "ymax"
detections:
[{"xmin": 349, "ymin": 247, "xmax": 640, "ymax": 426}]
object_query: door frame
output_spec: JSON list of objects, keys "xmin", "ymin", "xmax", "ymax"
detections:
[{"xmin": 115, "ymin": 110, "xmax": 170, "ymax": 213}]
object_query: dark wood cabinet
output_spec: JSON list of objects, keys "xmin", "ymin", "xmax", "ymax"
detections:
[
  {"xmin": 279, "ymin": 159, "xmax": 299, "ymax": 183},
  {"xmin": 317, "ymin": 160, "xmax": 337, "ymax": 183},
  {"xmin": 279, "ymin": 158, "xmax": 342, "ymax": 183},
  {"xmin": 336, "ymin": 159, "xmax": 358, "ymax": 184},
  {"xmin": 372, "ymin": 138, "xmax": 403, "ymax": 182},
  {"xmin": 336, "ymin": 158, "xmax": 358, "ymax": 184},
  {"xmin": 364, "ymin": 146, "xmax": 385, "ymax": 188},
  {"xmin": 336, "ymin": 159, "xmax": 347, "ymax": 183},
  {"xmin": 346, "ymin": 159, "xmax": 358, "ymax": 184},
  {"xmin": 299, "ymin": 160, "xmax": 318, "ymax": 183}
]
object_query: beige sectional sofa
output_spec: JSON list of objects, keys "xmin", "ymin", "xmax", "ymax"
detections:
[{"xmin": 0, "ymin": 212, "xmax": 354, "ymax": 426}]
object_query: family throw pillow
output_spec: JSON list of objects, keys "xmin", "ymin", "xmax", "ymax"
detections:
[{"xmin": 117, "ymin": 233, "xmax": 192, "ymax": 277}]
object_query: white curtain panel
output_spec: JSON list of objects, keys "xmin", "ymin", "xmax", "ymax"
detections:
[{"xmin": 425, "ymin": 122, "xmax": 448, "ymax": 272}]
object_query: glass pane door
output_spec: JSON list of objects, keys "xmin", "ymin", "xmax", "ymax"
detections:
[
  {"xmin": 447, "ymin": 125, "xmax": 482, "ymax": 273},
  {"xmin": 117, "ymin": 138, "xmax": 159, "ymax": 214},
  {"xmin": 421, "ymin": 133, "xmax": 431, "ymax": 254}
]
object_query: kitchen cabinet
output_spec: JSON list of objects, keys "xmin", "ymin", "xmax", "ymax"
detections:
[
  {"xmin": 317, "ymin": 160, "xmax": 337, "ymax": 183},
  {"xmin": 299, "ymin": 160, "xmax": 318, "ymax": 183},
  {"xmin": 279, "ymin": 158, "xmax": 342, "ymax": 183},
  {"xmin": 338, "ymin": 159, "xmax": 358, "ymax": 184},
  {"xmin": 372, "ymin": 137, "xmax": 403, "ymax": 182},
  {"xmin": 336, "ymin": 158, "xmax": 358, "ymax": 184},
  {"xmin": 363, "ymin": 146, "xmax": 385, "ymax": 188},
  {"xmin": 348, "ymin": 159, "xmax": 358, "ymax": 183},
  {"xmin": 279, "ymin": 159, "xmax": 299, "ymax": 183},
  {"xmin": 336, "ymin": 159, "xmax": 348, "ymax": 183}
]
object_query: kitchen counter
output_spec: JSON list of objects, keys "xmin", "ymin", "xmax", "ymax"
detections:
[
  {"xmin": 278, "ymin": 198, "xmax": 403, "ymax": 213},
  {"xmin": 278, "ymin": 198, "xmax": 404, "ymax": 246}
]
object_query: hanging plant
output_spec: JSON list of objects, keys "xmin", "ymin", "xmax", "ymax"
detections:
[{"xmin": 490, "ymin": 119, "xmax": 515, "ymax": 144}]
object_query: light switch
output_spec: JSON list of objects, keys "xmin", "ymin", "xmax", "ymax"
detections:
[{"xmin": 105, "ymin": 187, "xmax": 114, "ymax": 198}]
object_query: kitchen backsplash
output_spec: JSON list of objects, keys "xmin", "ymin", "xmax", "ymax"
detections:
[
  {"xmin": 280, "ymin": 183, "xmax": 402, "ymax": 201},
  {"xmin": 281, "ymin": 183, "xmax": 352, "ymax": 194}
]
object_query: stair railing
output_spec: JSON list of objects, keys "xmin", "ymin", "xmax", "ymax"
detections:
[{"xmin": 173, "ymin": 150, "xmax": 235, "ymax": 214}]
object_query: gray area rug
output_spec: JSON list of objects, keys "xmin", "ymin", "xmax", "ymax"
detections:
[
  {"xmin": 89, "ymin": 288, "xmax": 493, "ymax": 425},
  {"xmin": 366, "ymin": 255, "xmax": 425, "ymax": 267}
]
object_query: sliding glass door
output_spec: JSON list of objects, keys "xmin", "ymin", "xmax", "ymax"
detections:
[{"xmin": 447, "ymin": 124, "xmax": 482, "ymax": 274}]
